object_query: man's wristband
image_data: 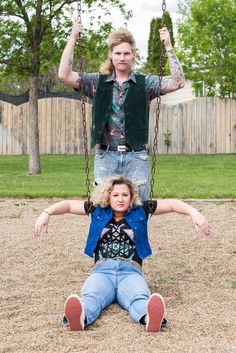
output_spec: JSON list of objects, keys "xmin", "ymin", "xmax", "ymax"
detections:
[{"xmin": 42, "ymin": 210, "xmax": 51, "ymax": 216}]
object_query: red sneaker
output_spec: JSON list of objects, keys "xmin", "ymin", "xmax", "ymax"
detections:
[
  {"xmin": 64, "ymin": 294, "xmax": 85, "ymax": 331},
  {"xmin": 146, "ymin": 293, "xmax": 166, "ymax": 332}
]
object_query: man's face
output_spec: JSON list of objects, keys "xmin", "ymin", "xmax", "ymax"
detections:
[{"xmin": 109, "ymin": 42, "xmax": 135, "ymax": 73}]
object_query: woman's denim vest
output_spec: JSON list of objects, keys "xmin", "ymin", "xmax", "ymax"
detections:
[{"xmin": 84, "ymin": 205, "xmax": 152, "ymax": 260}]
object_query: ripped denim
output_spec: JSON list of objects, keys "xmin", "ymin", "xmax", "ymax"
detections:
[{"xmin": 94, "ymin": 147, "xmax": 150, "ymax": 201}]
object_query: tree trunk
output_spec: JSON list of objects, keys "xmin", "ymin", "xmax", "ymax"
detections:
[{"xmin": 28, "ymin": 74, "xmax": 41, "ymax": 175}]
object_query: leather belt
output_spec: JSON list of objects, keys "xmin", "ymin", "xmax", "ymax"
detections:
[
  {"xmin": 99, "ymin": 144, "xmax": 146, "ymax": 152},
  {"xmin": 95, "ymin": 257, "xmax": 142, "ymax": 270}
]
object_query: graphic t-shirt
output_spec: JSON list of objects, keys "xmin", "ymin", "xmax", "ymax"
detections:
[{"xmin": 84, "ymin": 201, "xmax": 157, "ymax": 266}]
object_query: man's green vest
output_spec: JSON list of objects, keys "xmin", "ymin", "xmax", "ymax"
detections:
[{"xmin": 91, "ymin": 73, "xmax": 149, "ymax": 149}]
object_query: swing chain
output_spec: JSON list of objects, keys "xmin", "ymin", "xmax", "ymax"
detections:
[
  {"xmin": 149, "ymin": 1, "xmax": 166, "ymax": 200},
  {"xmin": 162, "ymin": 0, "xmax": 166, "ymax": 12},
  {"xmin": 77, "ymin": 0, "xmax": 82, "ymax": 21},
  {"xmin": 77, "ymin": 0, "xmax": 165, "ymax": 201},
  {"xmin": 77, "ymin": 0, "xmax": 91, "ymax": 201}
]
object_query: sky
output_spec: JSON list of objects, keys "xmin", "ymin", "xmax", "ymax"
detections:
[
  {"xmin": 81, "ymin": 0, "xmax": 181, "ymax": 60},
  {"xmin": 109, "ymin": 0, "xmax": 180, "ymax": 59}
]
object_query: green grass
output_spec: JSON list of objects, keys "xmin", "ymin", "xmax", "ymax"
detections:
[{"xmin": 0, "ymin": 154, "xmax": 235, "ymax": 198}]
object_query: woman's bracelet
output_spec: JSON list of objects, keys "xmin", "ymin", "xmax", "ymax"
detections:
[{"xmin": 42, "ymin": 210, "xmax": 51, "ymax": 216}]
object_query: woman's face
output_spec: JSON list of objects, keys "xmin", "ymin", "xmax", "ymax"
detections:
[{"xmin": 109, "ymin": 183, "xmax": 131, "ymax": 214}]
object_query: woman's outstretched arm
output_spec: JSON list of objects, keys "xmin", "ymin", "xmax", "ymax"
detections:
[
  {"xmin": 34, "ymin": 200, "xmax": 86, "ymax": 238},
  {"xmin": 154, "ymin": 199, "xmax": 211, "ymax": 236}
]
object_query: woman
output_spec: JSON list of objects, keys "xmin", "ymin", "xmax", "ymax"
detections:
[{"xmin": 35, "ymin": 176, "xmax": 211, "ymax": 332}]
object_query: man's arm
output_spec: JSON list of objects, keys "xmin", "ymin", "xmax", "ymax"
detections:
[
  {"xmin": 58, "ymin": 20, "xmax": 83, "ymax": 89},
  {"xmin": 159, "ymin": 27, "xmax": 185, "ymax": 94}
]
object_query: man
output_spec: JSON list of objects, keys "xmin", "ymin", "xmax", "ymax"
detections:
[{"xmin": 58, "ymin": 20, "xmax": 185, "ymax": 200}]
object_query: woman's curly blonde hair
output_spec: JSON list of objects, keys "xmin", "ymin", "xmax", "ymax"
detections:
[
  {"xmin": 91, "ymin": 176, "xmax": 141, "ymax": 208},
  {"xmin": 100, "ymin": 28, "xmax": 136, "ymax": 76}
]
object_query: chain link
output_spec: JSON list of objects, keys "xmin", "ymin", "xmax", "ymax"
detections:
[
  {"xmin": 77, "ymin": 0, "xmax": 91, "ymax": 201},
  {"xmin": 149, "ymin": 1, "xmax": 166, "ymax": 200},
  {"xmin": 77, "ymin": 0, "xmax": 81, "ymax": 21},
  {"xmin": 162, "ymin": 0, "xmax": 166, "ymax": 12}
]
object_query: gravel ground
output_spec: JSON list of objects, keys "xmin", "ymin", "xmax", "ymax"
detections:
[{"xmin": 0, "ymin": 198, "xmax": 235, "ymax": 353}]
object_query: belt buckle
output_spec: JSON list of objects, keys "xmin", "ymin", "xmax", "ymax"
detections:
[{"xmin": 117, "ymin": 145, "xmax": 127, "ymax": 152}]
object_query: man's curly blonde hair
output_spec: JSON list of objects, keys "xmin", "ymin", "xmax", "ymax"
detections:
[
  {"xmin": 100, "ymin": 28, "xmax": 136, "ymax": 76},
  {"xmin": 91, "ymin": 176, "xmax": 141, "ymax": 208}
]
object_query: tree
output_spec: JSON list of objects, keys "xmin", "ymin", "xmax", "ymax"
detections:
[
  {"xmin": 0, "ymin": 0, "xmax": 130, "ymax": 174},
  {"xmin": 177, "ymin": 0, "xmax": 236, "ymax": 97},
  {"xmin": 0, "ymin": 72, "xmax": 28, "ymax": 95},
  {"xmin": 144, "ymin": 11, "xmax": 174, "ymax": 73}
]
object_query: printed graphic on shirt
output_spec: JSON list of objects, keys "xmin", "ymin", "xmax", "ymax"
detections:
[
  {"xmin": 79, "ymin": 71, "xmax": 160, "ymax": 148},
  {"xmin": 94, "ymin": 218, "xmax": 142, "ymax": 265},
  {"xmin": 102, "ymin": 80, "xmax": 129, "ymax": 147}
]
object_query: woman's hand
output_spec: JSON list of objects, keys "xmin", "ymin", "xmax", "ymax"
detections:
[
  {"xmin": 34, "ymin": 211, "xmax": 50, "ymax": 238},
  {"xmin": 191, "ymin": 209, "xmax": 211, "ymax": 237}
]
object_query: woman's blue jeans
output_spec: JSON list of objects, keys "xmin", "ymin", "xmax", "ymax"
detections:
[
  {"xmin": 80, "ymin": 259, "xmax": 151, "ymax": 326},
  {"xmin": 94, "ymin": 148, "xmax": 150, "ymax": 201}
]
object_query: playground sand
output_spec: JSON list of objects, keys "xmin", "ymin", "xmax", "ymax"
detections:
[{"xmin": 0, "ymin": 199, "xmax": 235, "ymax": 353}]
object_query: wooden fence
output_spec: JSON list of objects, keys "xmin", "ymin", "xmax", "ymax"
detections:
[{"xmin": 0, "ymin": 97, "xmax": 236, "ymax": 155}]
